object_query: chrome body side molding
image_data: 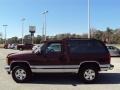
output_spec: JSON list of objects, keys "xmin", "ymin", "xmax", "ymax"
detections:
[
  {"xmin": 31, "ymin": 69, "xmax": 78, "ymax": 73},
  {"xmin": 5, "ymin": 61, "xmax": 114, "ymax": 74}
]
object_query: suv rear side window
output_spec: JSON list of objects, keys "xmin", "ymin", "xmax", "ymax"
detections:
[{"xmin": 68, "ymin": 40, "xmax": 107, "ymax": 54}]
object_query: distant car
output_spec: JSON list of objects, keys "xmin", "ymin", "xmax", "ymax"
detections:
[
  {"xmin": 4, "ymin": 44, "xmax": 11, "ymax": 49},
  {"xmin": 17, "ymin": 44, "xmax": 34, "ymax": 50},
  {"xmin": 9, "ymin": 44, "xmax": 17, "ymax": 49},
  {"xmin": 106, "ymin": 45, "xmax": 120, "ymax": 57},
  {"xmin": 4, "ymin": 44, "xmax": 8, "ymax": 49}
]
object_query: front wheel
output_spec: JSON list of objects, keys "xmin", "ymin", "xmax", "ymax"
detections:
[
  {"xmin": 12, "ymin": 66, "xmax": 31, "ymax": 83},
  {"xmin": 79, "ymin": 67, "xmax": 98, "ymax": 83}
]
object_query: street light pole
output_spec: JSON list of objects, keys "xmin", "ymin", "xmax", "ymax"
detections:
[
  {"xmin": 42, "ymin": 14, "xmax": 44, "ymax": 41},
  {"xmin": 88, "ymin": 0, "xmax": 91, "ymax": 38},
  {"xmin": 44, "ymin": 12, "xmax": 47, "ymax": 41},
  {"xmin": 3, "ymin": 25, "xmax": 8, "ymax": 44},
  {"xmin": 41, "ymin": 11, "xmax": 48, "ymax": 41},
  {"xmin": 21, "ymin": 18, "xmax": 25, "ymax": 44}
]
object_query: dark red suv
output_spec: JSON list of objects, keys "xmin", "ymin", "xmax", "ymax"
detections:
[{"xmin": 5, "ymin": 38, "xmax": 114, "ymax": 83}]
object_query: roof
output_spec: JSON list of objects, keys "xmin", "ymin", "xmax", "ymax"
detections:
[{"xmin": 40, "ymin": 38, "xmax": 98, "ymax": 43}]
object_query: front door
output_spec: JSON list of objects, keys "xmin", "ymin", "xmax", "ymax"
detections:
[
  {"xmin": 43, "ymin": 42, "xmax": 72, "ymax": 72},
  {"xmin": 45, "ymin": 42, "xmax": 64, "ymax": 65}
]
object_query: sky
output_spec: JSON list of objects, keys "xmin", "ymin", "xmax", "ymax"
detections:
[
  {"xmin": 0, "ymin": 0, "xmax": 120, "ymax": 38},
  {"xmin": 91, "ymin": 0, "xmax": 120, "ymax": 30}
]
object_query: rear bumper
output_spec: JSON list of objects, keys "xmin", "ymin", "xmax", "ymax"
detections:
[
  {"xmin": 100, "ymin": 64, "xmax": 114, "ymax": 71},
  {"xmin": 5, "ymin": 66, "xmax": 10, "ymax": 74}
]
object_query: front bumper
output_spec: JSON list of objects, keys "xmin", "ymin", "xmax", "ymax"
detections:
[
  {"xmin": 100, "ymin": 64, "xmax": 114, "ymax": 71},
  {"xmin": 5, "ymin": 66, "xmax": 10, "ymax": 74}
]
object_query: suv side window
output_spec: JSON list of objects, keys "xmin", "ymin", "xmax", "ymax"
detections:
[
  {"xmin": 46, "ymin": 43, "xmax": 61, "ymax": 53},
  {"xmin": 89, "ymin": 41, "xmax": 106, "ymax": 53},
  {"xmin": 68, "ymin": 40, "xmax": 106, "ymax": 54},
  {"xmin": 68, "ymin": 40, "xmax": 89, "ymax": 53}
]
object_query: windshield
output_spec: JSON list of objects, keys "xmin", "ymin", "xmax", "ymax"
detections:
[{"xmin": 32, "ymin": 43, "xmax": 44, "ymax": 53}]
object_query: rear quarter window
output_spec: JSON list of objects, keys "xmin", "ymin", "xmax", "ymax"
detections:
[{"xmin": 68, "ymin": 40, "xmax": 107, "ymax": 54}]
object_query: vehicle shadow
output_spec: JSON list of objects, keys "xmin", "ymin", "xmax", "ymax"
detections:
[
  {"xmin": 96, "ymin": 73, "xmax": 120, "ymax": 84},
  {"xmin": 26, "ymin": 73, "xmax": 120, "ymax": 85}
]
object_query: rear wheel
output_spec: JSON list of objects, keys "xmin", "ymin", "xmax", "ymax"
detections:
[
  {"xmin": 12, "ymin": 66, "xmax": 31, "ymax": 83},
  {"xmin": 79, "ymin": 67, "xmax": 98, "ymax": 83}
]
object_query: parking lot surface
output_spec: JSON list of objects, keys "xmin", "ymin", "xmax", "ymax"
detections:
[{"xmin": 0, "ymin": 48, "xmax": 120, "ymax": 90}]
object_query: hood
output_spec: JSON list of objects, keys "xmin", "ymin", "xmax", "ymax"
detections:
[{"xmin": 7, "ymin": 50, "xmax": 34, "ymax": 59}]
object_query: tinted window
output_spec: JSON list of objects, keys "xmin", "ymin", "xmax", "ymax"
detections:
[
  {"xmin": 89, "ymin": 41, "xmax": 106, "ymax": 53},
  {"xmin": 68, "ymin": 40, "xmax": 106, "ymax": 54}
]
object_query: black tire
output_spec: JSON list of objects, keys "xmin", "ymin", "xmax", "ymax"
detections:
[
  {"xmin": 79, "ymin": 67, "xmax": 98, "ymax": 83},
  {"xmin": 12, "ymin": 66, "xmax": 31, "ymax": 83}
]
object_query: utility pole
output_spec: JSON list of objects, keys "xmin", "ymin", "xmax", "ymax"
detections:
[
  {"xmin": 88, "ymin": 0, "xmax": 91, "ymax": 38},
  {"xmin": 3, "ymin": 25, "xmax": 8, "ymax": 44},
  {"xmin": 21, "ymin": 18, "xmax": 25, "ymax": 44},
  {"xmin": 41, "ymin": 11, "xmax": 48, "ymax": 41}
]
